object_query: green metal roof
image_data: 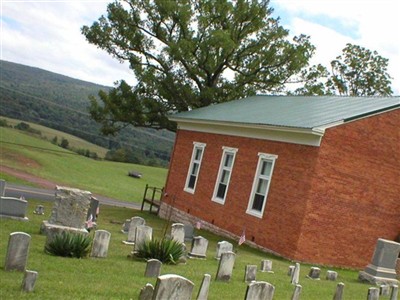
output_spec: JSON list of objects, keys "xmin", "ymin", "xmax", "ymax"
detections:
[{"xmin": 169, "ymin": 96, "xmax": 400, "ymax": 129}]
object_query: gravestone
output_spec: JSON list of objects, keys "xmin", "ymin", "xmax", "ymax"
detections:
[
  {"xmin": 244, "ymin": 281, "xmax": 275, "ymax": 300},
  {"xmin": 179, "ymin": 243, "xmax": 188, "ymax": 264},
  {"xmin": 197, "ymin": 274, "xmax": 211, "ymax": 300},
  {"xmin": 134, "ymin": 225, "xmax": 153, "ymax": 252},
  {"xmin": 0, "ymin": 179, "xmax": 5, "ymax": 196},
  {"xmin": 121, "ymin": 219, "xmax": 131, "ymax": 233},
  {"xmin": 333, "ymin": 282, "xmax": 345, "ymax": 300},
  {"xmin": 367, "ymin": 287, "xmax": 380, "ymax": 300},
  {"xmin": 380, "ymin": 284, "xmax": 390, "ymax": 296},
  {"xmin": 260, "ymin": 260, "xmax": 273, "ymax": 273},
  {"xmin": 288, "ymin": 265, "xmax": 295, "ymax": 276},
  {"xmin": 216, "ymin": 251, "xmax": 236, "ymax": 282},
  {"xmin": 291, "ymin": 263, "xmax": 300, "ymax": 285},
  {"xmin": 326, "ymin": 270, "xmax": 338, "ymax": 281},
  {"xmin": 307, "ymin": 267, "xmax": 321, "ymax": 280},
  {"xmin": 153, "ymin": 274, "xmax": 194, "ymax": 300},
  {"xmin": 184, "ymin": 224, "xmax": 195, "ymax": 241},
  {"xmin": 171, "ymin": 223, "xmax": 185, "ymax": 244},
  {"xmin": 5, "ymin": 232, "xmax": 31, "ymax": 271},
  {"xmin": 124, "ymin": 216, "xmax": 146, "ymax": 244},
  {"xmin": 244, "ymin": 265, "xmax": 257, "ymax": 283},
  {"xmin": 215, "ymin": 241, "xmax": 233, "ymax": 260},
  {"xmin": 145, "ymin": 259, "xmax": 162, "ymax": 277},
  {"xmin": 139, "ymin": 283, "xmax": 154, "ymax": 300},
  {"xmin": 0, "ymin": 196, "xmax": 29, "ymax": 221},
  {"xmin": 34, "ymin": 205, "xmax": 45, "ymax": 215},
  {"xmin": 189, "ymin": 236, "xmax": 208, "ymax": 258},
  {"xmin": 91, "ymin": 230, "xmax": 111, "ymax": 258},
  {"xmin": 390, "ymin": 285, "xmax": 398, "ymax": 300},
  {"xmin": 291, "ymin": 284, "xmax": 302, "ymax": 300},
  {"xmin": 87, "ymin": 196, "xmax": 99, "ymax": 223},
  {"xmin": 21, "ymin": 270, "xmax": 38, "ymax": 292},
  {"xmin": 359, "ymin": 238, "xmax": 400, "ymax": 285}
]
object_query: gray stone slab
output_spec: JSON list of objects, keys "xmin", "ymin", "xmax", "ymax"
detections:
[
  {"xmin": 307, "ymin": 267, "xmax": 321, "ymax": 280},
  {"xmin": 216, "ymin": 251, "xmax": 235, "ymax": 282},
  {"xmin": 171, "ymin": 223, "xmax": 185, "ymax": 244},
  {"xmin": 145, "ymin": 259, "xmax": 162, "ymax": 278},
  {"xmin": 215, "ymin": 241, "xmax": 233, "ymax": 260},
  {"xmin": 367, "ymin": 287, "xmax": 380, "ymax": 300},
  {"xmin": 196, "ymin": 274, "xmax": 211, "ymax": 300},
  {"xmin": 184, "ymin": 224, "xmax": 194, "ymax": 241},
  {"xmin": 5, "ymin": 232, "xmax": 31, "ymax": 271},
  {"xmin": 139, "ymin": 283, "xmax": 154, "ymax": 300},
  {"xmin": 291, "ymin": 263, "xmax": 300, "ymax": 285},
  {"xmin": 91, "ymin": 230, "xmax": 111, "ymax": 258},
  {"xmin": 126, "ymin": 216, "xmax": 146, "ymax": 243},
  {"xmin": 244, "ymin": 281, "xmax": 275, "ymax": 300},
  {"xmin": 326, "ymin": 270, "xmax": 338, "ymax": 281},
  {"xmin": 21, "ymin": 270, "xmax": 38, "ymax": 292},
  {"xmin": 134, "ymin": 225, "xmax": 152, "ymax": 252},
  {"xmin": 260, "ymin": 260, "xmax": 273, "ymax": 273},
  {"xmin": 333, "ymin": 282, "xmax": 345, "ymax": 300},
  {"xmin": 390, "ymin": 285, "xmax": 398, "ymax": 300},
  {"xmin": 244, "ymin": 265, "xmax": 257, "ymax": 283},
  {"xmin": 288, "ymin": 265, "xmax": 295, "ymax": 276},
  {"xmin": 0, "ymin": 196, "xmax": 28, "ymax": 220},
  {"xmin": 153, "ymin": 274, "xmax": 194, "ymax": 300},
  {"xmin": 291, "ymin": 284, "xmax": 302, "ymax": 300}
]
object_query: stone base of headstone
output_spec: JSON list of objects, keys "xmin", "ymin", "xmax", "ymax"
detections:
[
  {"xmin": 188, "ymin": 253, "xmax": 206, "ymax": 259},
  {"xmin": 122, "ymin": 240, "xmax": 135, "ymax": 245},
  {"xmin": 41, "ymin": 222, "xmax": 88, "ymax": 247},
  {"xmin": 358, "ymin": 270, "xmax": 399, "ymax": 285},
  {"xmin": 0, "ymin": 214, "xmax": 29, "ymax": 221}
]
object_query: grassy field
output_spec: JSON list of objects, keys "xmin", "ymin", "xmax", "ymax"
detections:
[
  {"xmin": 0, "ymin": 199, "xmax": 375, "ymax": 300},
  {"xmin": 0, "ymin": 126, "xmax": 167, "ymax": 203}
]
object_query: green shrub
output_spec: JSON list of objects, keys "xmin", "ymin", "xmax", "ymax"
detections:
[
  {"xmin": 45, "ymin": 231, "xmax": 92, "ymax": 258},
  {"xmin": 135, "ymin": 238, "xmax": 184, "ymax": 264}
]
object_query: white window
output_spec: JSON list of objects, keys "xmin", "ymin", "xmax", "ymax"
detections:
[
  {"xmin": 246, "ymin": 153, "xmax": 278, "ymax": 218},
  {"xmin": 212, "ymin": 147, "xmax": 238, "ymax": 204},
  {"xmin": 184, "ymin": 142, "xmax": 206, "ymax": 193}
]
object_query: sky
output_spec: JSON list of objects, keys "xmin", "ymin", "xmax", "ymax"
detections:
[{"xmin": 1, "ymin": 0, "xmax": 399, "ymax": 94}]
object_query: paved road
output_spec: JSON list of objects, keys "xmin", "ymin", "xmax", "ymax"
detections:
[{"xmin": 4, "ymin": 183, "xmax": 141, "ymax": 210}]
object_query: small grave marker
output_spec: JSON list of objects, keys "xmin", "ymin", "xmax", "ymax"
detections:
[
  {"xmin": 91, "ymin": 230, "xmax": 111, "ymax": 258},
  {"xmin": 244, "ymin": 265, "xmax": 257, "ymax": 283},
  {"xmin": 145, "ymin": 259, "xmax": 162, "ymax": 278},
  {"xmin": 21, "ymin": 270, "xmax": 38, "ymax": 292}
]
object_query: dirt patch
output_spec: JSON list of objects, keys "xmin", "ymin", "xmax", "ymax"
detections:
[
  {"xmin": 0, "ymin": 165, "xmax": 60, "ymax": 189},
  {"xmin": 0, "ymin": 149, "xmax": 42, "ymax": 169}
]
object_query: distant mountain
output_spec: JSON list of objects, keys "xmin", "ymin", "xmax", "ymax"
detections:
[{"xmin": 0, "ymin": 60, "xmax": 175, "ymax": 167}]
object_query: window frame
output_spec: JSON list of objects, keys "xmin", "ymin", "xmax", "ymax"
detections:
[
  {"xmin": 184, "ymin": 142, "xmax": 206, "ymax": 194},
  {"xmin": 246, "ymin": 153, "xmax": 278, "ymax": 218},
  {"xmin": 211, "ymin": 146, "xmax": 238, "ymax": 205}
]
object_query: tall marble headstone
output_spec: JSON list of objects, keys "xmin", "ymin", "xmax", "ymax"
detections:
[
  {"xmin": 216, "ymin": 251, "xmax": 236, "ymax": 282},
  {"xmin": 5, "ymin": 232, "xmax": 31, "ymax": 271},
  {"xmin": 171, "ymin": 223, "xmax": 185, "ymax": 244}
]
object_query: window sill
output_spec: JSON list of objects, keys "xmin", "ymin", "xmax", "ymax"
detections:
[
  {"xmin": 183, "ymin": 187, "xmax": 195, "ymax": 194},
  {"xmin": 245, "ymin": 209, "xmax": 263, "ymax": 219},
  {"xmin": 211, "ymin": 197, "xmax": 225, "ymax": 205}
]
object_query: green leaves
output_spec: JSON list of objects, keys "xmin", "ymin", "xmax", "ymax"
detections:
[
  {"xmin": 45, "ymin": 231, "xmax": 92, "ymax": 258},
  {"xmin": 134, "ymin": 238, "xmax": 185, "ymax": 264}
]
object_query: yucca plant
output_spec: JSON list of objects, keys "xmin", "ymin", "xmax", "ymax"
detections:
[
  {"xmin": 45, "ymin": 231, "xmax": 92, "ymax": 258},
  {"xmin": 135, "ymin": 238, "xmax": 185, "ymax": 264}
]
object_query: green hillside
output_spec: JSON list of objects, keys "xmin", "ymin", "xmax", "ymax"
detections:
[{"xmin": 0, "ymin": 60, "xmax": 175, "ymax": 167}]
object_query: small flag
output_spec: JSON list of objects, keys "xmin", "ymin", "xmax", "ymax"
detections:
[
  {"xmin": 238, "ymin": 228, "xmax": 246, "ymax": 245},
  {"xmin": 86, "ymin": 214, "xmax": 93, "ymax": 229},
  {"xmin": 195, "ymin": 220, "xmax": 202, "ymax": 230}
]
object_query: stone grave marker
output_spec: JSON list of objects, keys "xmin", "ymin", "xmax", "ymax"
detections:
[
  {"xmin": 380, "ymin": 284, "xmax": 390, "ymax": 296},
  {"xmin": 33, "ymin": 205, "xmax": 45, "ymax": 215},
  {"xmin": 171, "ymin": 223, "xmax": 185, "ymax": 244},
  {"xmin": 244, "ymin": 265, "xmax": 257, "ymax": 283},
  {"xmin": 333, "ymin": 282, "xmax": 345, "ymax": 300},
  {"xmin": 139, "ymin": 283, "xmax": 154, "ymax": 300},
  {"xmin": 244, "ymin": 281, "xmax": 275, "ymax": 300},
  {"xmin": 260, "ymin": 260, "xmax": 273, "ymax": 273},
  {"xmin": 326, "ymin": 270, "xmax": 338, "ymax": 281},
  {"xmin": 87, "ymin": 196, "xmax": 100, "ymax": 223},
  {"xmin": 359, "ymin": 238, "xmax": 400, "ymax": 285},
  {"xmin": 0, "ymin": 179, "xmax": 5, "ymax": 196},
  {"xmin": 21, "ymin": 270, "xmax": 38, "ymax": 292},
  {"xmin": 0, "ymin": 196, "xmax": 29, "ymax": 221},
  {"xmin": 291, "ymin": 284, "xmax": 302, "ymax": 300},
  {"xmin": 215, "ymin": 241, "xmax": 233, "ymax": 260},
  {"xmin": 367, "ymin": 287, "xmax": 380, "ymax": 300},
  {"xmin": 152, "ymin": 274, "xmax": 194, "ymax": 300},
  {"xmin": 288, "ymin": 265, "xmax": 295, "ymax": 276},
  {"xmin": 121, "ymin": 219, "xmax": 131, "ymax": 233},
  {"xmin": 91, "ymin": 230, "xmax": 111, "ymax": 258},
  {"xmin": 145, "ymin": 259, "xmax": 162, "ymax": 277},
  {"xmin": 189, "ymin": 236, "xmax": 208, "ymax": 258},
  {"xmin": 216, "ymin": 251, "xmax": 236, "ymax": 282},
  {"xmin": 291, "ymin": 263, "xmax": 300, "ymax": 285},
  {"xmin": 196, "ymin": 274, "xmax": 211, "ymax": 300},
  {"xmin": 307, "ymin": 266, "xmax": 321, "ymax": 280},
  {"xmin": 134, "ymin": 225, "xmax": 152, "ymax": 252},
  {"xmin": 124, "ymin": 216, "xmax": 146, "ymax": 244},
  {"xmin": 390, "ymin": 285, "xmax": 398, "ymax": 300},
  {"xmin": 184, "ymin": 224, "xmax": 195, "ymax": 241},
  {"xmin": 5, "ymin": 232, "xmax": 31, "ymax": 271}
]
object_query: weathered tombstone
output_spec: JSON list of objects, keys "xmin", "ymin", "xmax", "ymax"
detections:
[
  {"xmin": 0, "ymin": 196, "xmax": 29, "ymax": 221},
  {"xmin": 91, "ymin": 230, "xmax": 111, "ymax": 258},
  {"xmin": 390, "ymin": 285, "xmax": 398, "ymax": 300},
  {"xmin": 291, "ymin": 263, "xmax": 300, "ymax": 285},
  {"xmin": 87, "ymin": 196, "xmax": 100, "ymax": 222},
  {"xmin": 21, "ymin": 270, "xmax": 38, "ymax": 292},
  {"xmin": 139, "ymin": 283, "xmax": 154, "ymax": 300},
  {"xmin": 124, "ymin": 216, "xmax": 146, "ymax": 244},
  {"xmin": 179, "ymin": 243, "xmax": 188, "ymax": 264},
  {"xmin": 260, "ymin": 260, "xmax": 273, "ymax": 273},
  {"xmin": 216, "ymin": 251, "xmax": 236, "ymax": 282},
  {"xmin": 367, "ymin": 287, "xmax": 380, "ymax": 300},
  {"xmin": 380, "ymin": 284, "xmax": 390, "ymax": 296},
  {"xmin": 153, "ymin": 274, "xmax": 194, "ymax": 300},
  {"xmin": 0, "ymin": 179, "xmax": 5, "ymax": 196},
  {"xmin": 291, "ymin": 284, "xmax": 302, "ymax": 300},
  {"xmin": 121, "ymin": 219, "xmax": 131, "ymax": 233},
  {"xmin": 307, "ymin": 267, "xmax": 321, "ymax": 280},
  {"xmin": 184, "ymin": 224, "xmax": 195, "ymax": 241},
  {"xmin": 244, "ymin": 265, "xmax": 257, "ymax": 283},
  {"xmin": 359, "ymin": 238, "xmax": 400, "ymax": 285},
  {"xmin": 215, "ymin": 241, "xmax": 233, "ymax": 260},
  {"xmin": 5, "ymin": 232, "xmax": 31, "ymax": 271},
  {"xmin": 196, "ymin": 274, "xmax": 211, "ymax": 300},
  {"xmin": 171, "ymin": 223, "xmax": 185, "ymax": 244},
  {"xmin": 189, "ymin": 236, "xmax": 208, "ymax": 258},
  {"xmin": 34, "ymin": 205, "xmax": 45, "ymax": 215},
  {"xmin": 288, "ymin": 265, "xmax": 295, "ymax": 276},
  {"xmin": 244, "ymin": 281, "xmax": 275, "ymax": 300},
  {"xmin": 326, "ymin": 270, "xmax": 338, "ymax": 281},
  {"xmin": 333, "ymin": 282, "xmax": 345, "ymax": 300},
  {"xmin": 145, "ymin": 259, "xmax": 162, "ymax": 278},
  {"xmin": 134, "ymin": 225, "xmax": 152, "ymax": 252}
]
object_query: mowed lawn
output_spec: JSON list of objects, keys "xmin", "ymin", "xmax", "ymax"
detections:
[
  {"xmin": 0, "ymin": 199, "xmax": 374, "ymax": 300},
  {"xmin": 0, "ymin": 126, "xmax": 167, "ymax": 203}
]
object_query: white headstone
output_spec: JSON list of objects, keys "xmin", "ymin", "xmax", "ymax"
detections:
[
  {"xmin": 307, "ymin": 267, "xmax": 321, "ymax": 280},
  {"xmin": 189, "ymin": 236, "xmax": 208, "ymax": 258},
  {"xmin": 91, "ymin": 230, "xmax": 111, "ymax": 258},
  {"xmin": 134, "ymin": 225, "xmax": 152, "ymax": 252},
  {"xmin": 216, "ymin": 251, "xmax": 236, "ymax": 282},
  {"xmin": 291, "ymin": 284, "xmax": 302, "ymax": 300},
  {"xmin": 390, "ymin": 285, "xmax": 398, "ymax": 300},
  {"xmin": 367, "ymin": 287, "xmax": 380, "ymax": 300},
  {"xmin": 215, "ymin": 241, "xmax": 233, "ymax": 260},
  {"xmin": 145, "ymin": 259, "xmax": 162, "ymax": 278},
  {"xmin": 333, "ymin": 282, "xmax": 345, "ymax": 300},
  {"xmin": 139, "ymin": 283, "xmax": 154, "ymax": 300},
  {"xmin": 244, "ymin": 265, "xmax": 257, "ymax": 283},
  {"xmin": 126, "ymin": 216, "xmax": 146, "ymax": 243},
  {"xmin": 5, "ymin": 232, "xmax": 31, "ymax": 271},
  {"xmin": 153, "ymin": 274, "xmax": 194, "ymax": 300},
  {"xmin": 291, "ymin": 263, "xmax": 300, "ymax": 285},
  {"xmin": 21, "ymin": 270, "xmax": 38, "ymax": 292},
  {"xmin": 326, "ymin": 270, "xmax": 338, "ymax": 281},
  {"xmin": 260, "ymin": 260, "xmax": 273, "ymax": 273},
  {"xmin": 244, "ymin": 281, "xmax": 275, "ymax": 300},
  {"xmin": 171, "ymin": 223, "xmax": 185, "ymax": 244},
  {"xmin": 196, "ymin": 274, "xmax": 211, "ymax": 300}
]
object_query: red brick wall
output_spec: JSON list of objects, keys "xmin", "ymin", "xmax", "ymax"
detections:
[{"xmin": 164, "ymin": 109, "xmax": 400, "ymax": 268}]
